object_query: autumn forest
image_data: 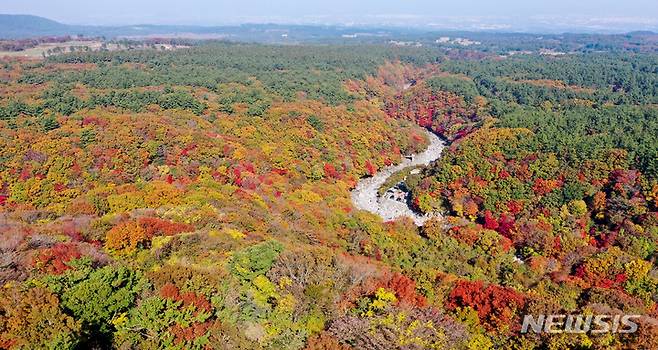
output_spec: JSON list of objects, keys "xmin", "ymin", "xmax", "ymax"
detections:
[{"xmin": 0, "ymin": 37, "xmax": 657, "ymax": 349}]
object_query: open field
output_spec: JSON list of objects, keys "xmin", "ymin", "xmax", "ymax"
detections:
[{"xmin": 0, "ymin": 40, "xmax": 187, "ymax": 58}]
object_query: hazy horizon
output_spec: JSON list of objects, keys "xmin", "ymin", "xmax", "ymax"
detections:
[{"xmin": 2, "ymin": 0, "xmax": 658, "ymax": 33}]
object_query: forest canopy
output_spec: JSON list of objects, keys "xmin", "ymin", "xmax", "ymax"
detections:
[{"xmin": 0, "ymin": 40, "xmax": 656, "ymax": 349}]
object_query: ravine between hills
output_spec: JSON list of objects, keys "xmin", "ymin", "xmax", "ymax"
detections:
[{"xmin": 351, "ymin": 129, "xmax": 446, "ymax": 226}]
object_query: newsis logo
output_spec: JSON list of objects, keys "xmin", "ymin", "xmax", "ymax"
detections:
[{"xmin": 521, "ymin": 314, "xmax": 641, "ymax": 334}]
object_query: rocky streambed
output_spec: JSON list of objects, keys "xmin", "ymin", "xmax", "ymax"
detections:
[{"xmin": 351, "ymin": 129, "xmax": 446, "ymax": 226}]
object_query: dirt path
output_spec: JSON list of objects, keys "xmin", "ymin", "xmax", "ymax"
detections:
[{"xmin": 351, "ymin": 129, "xmax": 445, "ymax": 226}]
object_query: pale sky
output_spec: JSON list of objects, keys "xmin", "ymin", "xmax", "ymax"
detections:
[{"xmin": 2, "ymin": 0, "xmax": 657, "ymax": 27}]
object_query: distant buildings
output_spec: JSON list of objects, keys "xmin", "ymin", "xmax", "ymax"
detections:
[
  {"xmin": 389, "ymin": 40, "xmax": 423, "ymax": 47},
  {"xmin": 434, "ymin": 37, "xmax": 481, "ymax": 46}
]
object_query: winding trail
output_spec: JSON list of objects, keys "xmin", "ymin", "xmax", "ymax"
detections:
[{"xmin": 351, "ymin": 129, "xmax": 446, "ymax": 226}]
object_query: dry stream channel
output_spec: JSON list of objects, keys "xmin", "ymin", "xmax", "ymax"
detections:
[{"xmin": 351, "ymin": 130, "xmax": 446, "ymax": 226}]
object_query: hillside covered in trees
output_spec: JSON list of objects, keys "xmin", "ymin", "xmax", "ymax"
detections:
[{"xmin": 0, "ymin": 41, "xmax": 656, "ymax": 349}]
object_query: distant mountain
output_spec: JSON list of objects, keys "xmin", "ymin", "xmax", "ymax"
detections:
[
  {"xmin": 0, "ymin": 14, "xmax": 73, "ymax": 38},
  {"xmin": 0, "ymin": 14, "xmax": 349, "ymax": 41},
  {"xmin": 0, "ymin": 14, "xmax": 399, "ymax": 43}
]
